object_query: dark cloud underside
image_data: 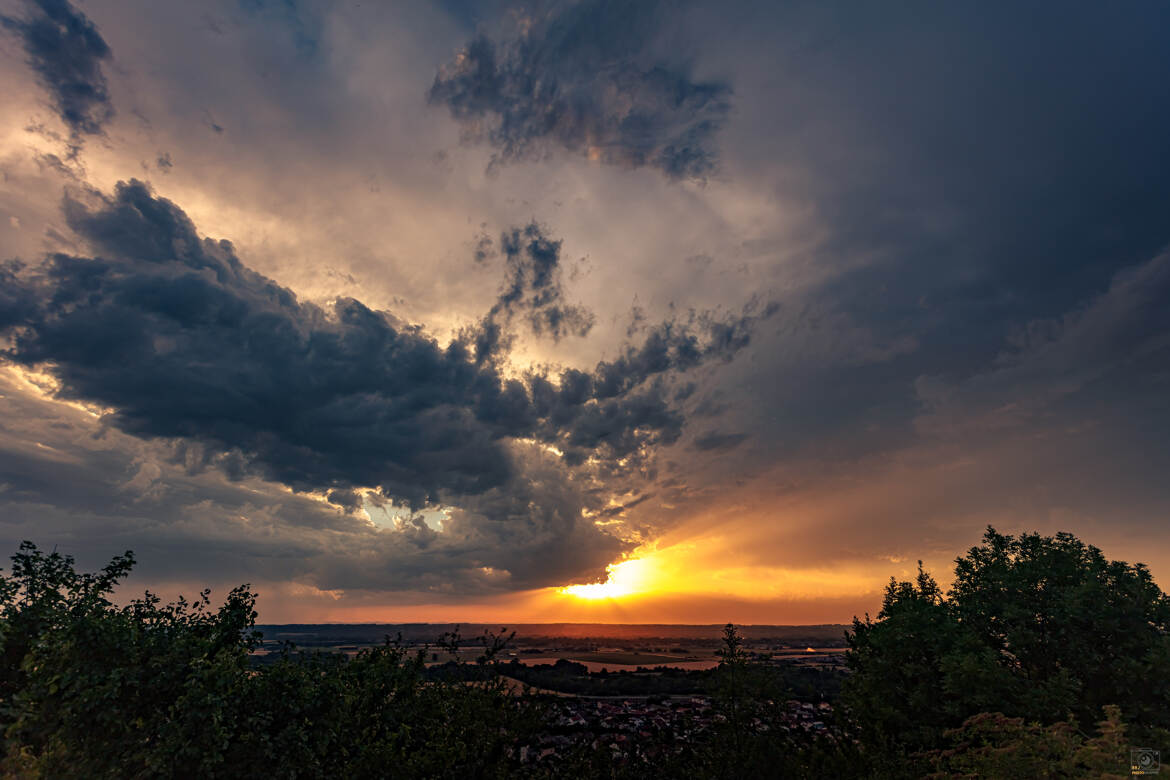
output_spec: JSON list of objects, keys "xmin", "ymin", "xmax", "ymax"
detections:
[
  {"xmin": 0, "ymin": 182, "xmax": 769, "ymax": 562},
  {"xmin": 2, "ymin": 0, "xmax": 114, "ymax": 148},
  {"xmin": 693, "ymin": 430, "xmax": 748, "ymax": 452},
  {"xmin": 465, "ymin": 221, "xmax": 595, "ymax": 363},
  {"xmin": 430, "ymin": 0, "xmax": 732, "ymax": 180}
]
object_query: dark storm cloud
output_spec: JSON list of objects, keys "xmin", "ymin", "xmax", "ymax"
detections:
[
  {"xmin": 560, "ymin": 381, "xmax": 683, "ymax": 460},
  {"xmin": 429, "ymin": 0, "xmax": 732, "ymax": 181},
  {"xmin": 0, "ymin": 181, "xmax": 767, "ymax": 534},
  {"xmin": 914, "ymin": 250, "xmax": 1170, "ymax": 439},
  {"xmin": 709, "ymin": 1, "xmax": 1170, "ymax": 467},
  {"xmin": 457, "ymin": 218, "xmax": 774, "ymax": 468},
  {"xmin": 0, "ymin": 369, "xmax": 622, "ymax": 593},
  {"xmin": 0, "ymin": 372, "xmax": 351, "ymax": 580},
  {"xmin": 693, "ymin": 430, "xmax": 748, "ymax": 452},
  {"xmin": 596, "ymin": 492, "xmax": 653, "ymax": 518},
  {"xmin": 423, "ymin": 444, "xmax": 628, "ymax": 590},
  {"xmin": 0, "ymin": 262, "xmax": 38, "ymax": 330},
  {"xmin": 237, "ymin": 0, "xmax": 321, "ymax": 58},
  {"xmin": 2, "ymin": 181, "xmax": 529, "ymax": 509},
  {"xmin": 467, "ymin": 221, "xmax": 594, "ymax": 363},
  {"xmin": 521, "ymin": 297, "xmax": 776, "ymax": 466},
  {"xmin": 591, "ymin": 299, "xmax": 777, "ymax": 400},
  {"xmin": 2, "ymin": 0, "xmax": 114, "ymax": 149},
  {"xmin": 498, "ymin": 223, "xmax": 594, "ymax": 340}
]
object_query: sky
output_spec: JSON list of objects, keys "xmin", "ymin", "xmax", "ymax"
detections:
[{"xmin": 0, "ymin": 0, "xmax": 1168, "ymax": 624}]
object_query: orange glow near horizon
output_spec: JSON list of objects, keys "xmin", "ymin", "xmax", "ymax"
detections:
[
  {"xmin": 248, "ymin": 537, "xmax": 900, "ymax": 624},
  {"xmin": 557, "ymin": 537, "xmax": 885, "ymax": 603},
  {"xmin": 559, "ymin": 557, "xmax": 648, "ymax": 600}
]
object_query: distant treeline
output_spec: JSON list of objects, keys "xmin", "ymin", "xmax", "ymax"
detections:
[
  {"xmin": 0, "ymin": 526, "xmax": 1166, "ymax": 778},
  {"xmin": 253, "ymin": 622, "xmax": 852, "ymax": 646},
  {"xmin": 483, "ymin": 657, "xmax": 844, "ymax": 700}
]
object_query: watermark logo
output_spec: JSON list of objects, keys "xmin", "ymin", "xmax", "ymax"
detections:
[{"xmin": 1132, "ymin": 748, "xmax": 1160, "ymax": 776}]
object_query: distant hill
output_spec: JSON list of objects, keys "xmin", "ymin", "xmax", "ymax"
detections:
[{"xmin": 254, "ymin": 623, "xmax": 851, "ymax": 646}]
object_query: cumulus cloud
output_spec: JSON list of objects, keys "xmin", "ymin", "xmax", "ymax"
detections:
[
  {"xmin": 523, "ymin": 296, "xmax": 777, "ymax": 467},
  {"xmin": 0, "ymin": 367, "xmax": 624, "ymax": 593},
  {"xmin": 0, "ymin": 180, "xmax": 772, "ymax": 591},
  {"xmin": 466, "ymin": 221, "xmax": 594, "ymax": 362},
  {"xmin": 429, "ymin": 0, "xmax": 732, "ymax": 181},
  {"xmin": 5, "ymin": 182, "xmax": 519, "ymax": 508},
  {"xmin": 2, "ymin": 0, "xmax": 114, "ymax": 151},
  {"xmin": 591, "ymin": 299, "xmax": 777, "ymax": 400},
  {"xmin": 0, "ymin": 261, "xmax": 38, "ymax": 330}
]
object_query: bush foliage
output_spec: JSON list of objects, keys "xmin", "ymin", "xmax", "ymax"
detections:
[{"xmin": 0, "ymin": 543, "xmax": 533, "ymax": 778}]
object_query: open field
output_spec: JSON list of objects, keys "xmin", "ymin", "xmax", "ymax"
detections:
[
  {"xmin": 251, "ymin": 624, "xmax": 851, "ymax": 674},
  {"xmin": 564, "ymin": 651, "xmax": 694, "ymax": 666},
  {"xmin": 515, "ymin": 656, "xmax": 721, "ymax": 673}
]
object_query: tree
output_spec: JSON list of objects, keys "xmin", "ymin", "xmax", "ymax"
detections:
[
  {"xmin": 843, "ymin": 562, "xmax": 1006, "ymax": 759},
  {"xmin": 949, "ymin": 527, "xmax": 1170, "ymax": 733},
  {"xmin": 0, "ymin": 541, "xmax": 135, "ymax": 725},
  {"xmin": 713, "ymin": 623, "xmax": 749, "ymax": 769},
  {"xmin": 843, "ymin": 527, "xmax": 1170, "ymax": 767},
  {"xmin": 0, "ymin": 542, "xmax": 538, "ymax": 779}
]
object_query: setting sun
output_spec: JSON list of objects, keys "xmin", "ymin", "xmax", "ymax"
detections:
[{"xmin": 560, "ymin": 558, "xmax": 647, "ymax": 600}]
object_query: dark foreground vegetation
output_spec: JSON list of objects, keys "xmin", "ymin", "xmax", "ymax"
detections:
[{"xmin": 0, "ymin": 527, "xmax": 1166, "ymax": 778}]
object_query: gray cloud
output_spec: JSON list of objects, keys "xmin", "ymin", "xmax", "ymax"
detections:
[
  {"xmin": 692, "ymin": 430, "xmax": 748, "ymax": 452},
  {"xmin": 0, "ymin": 179, "xmax": 772, "ymax": 591},
  {"xmin": 2, "ymin": 0, "xmax": 114, "ymax": 151},
  {"xmin": 0, "ymin": 261, "xmax": 38, "ymax": 330},
  {"xmin": 591, "ymin": 299, "xmax": 777, "ymax": 400},
  {"xmin": 3, "ymin": 181, "xmax": 525, "ymax": 508},
  {"xmin": 467, "ymin": 221, "xmax": 594, "ymax": 362},
  {"xmin": 521, "ymin": 296, "xmax": 776, "ymax": 467},
  {"xmin": 915, "ymin": 250, "xmax": 1170, "ymax": 438},
  {"xmin": 672, "ymin": 0, "xmax": 1170, "ymax": 482},
  {"xmin": 429, "ymin": 0, "xmax": 732, "ymax": 181},
  {"xmin": 0, "ymin": 363, "xmax": 626, "ymax": 593}
]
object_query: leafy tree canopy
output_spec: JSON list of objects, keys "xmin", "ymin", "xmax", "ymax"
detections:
[
  {"xmin": 0, "ymin": 542, "xmax": 532, "ymax": 779},
  {"xmin": 844, "ymin": 526, "xmax": 1170, "ymax": 761}
]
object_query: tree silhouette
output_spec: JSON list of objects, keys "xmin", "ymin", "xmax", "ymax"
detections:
[{"xmin": 844, "ymin": 526, "xmax": 1170, "ymax": 764}]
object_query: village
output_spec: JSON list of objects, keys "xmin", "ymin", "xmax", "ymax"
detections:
[{"xmin": 516, "ymin": 696, "xmax": 834, "ymax": 766}]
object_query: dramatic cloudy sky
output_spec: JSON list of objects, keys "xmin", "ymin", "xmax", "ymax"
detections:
[{"xmin": 0, "ymin": 0, "xmax": 1167, "ymax": 623}]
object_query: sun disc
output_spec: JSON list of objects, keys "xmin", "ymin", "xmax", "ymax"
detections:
[{"xmin": 560, "ymin": 558, "xmax": 645, "ymax": 600}]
